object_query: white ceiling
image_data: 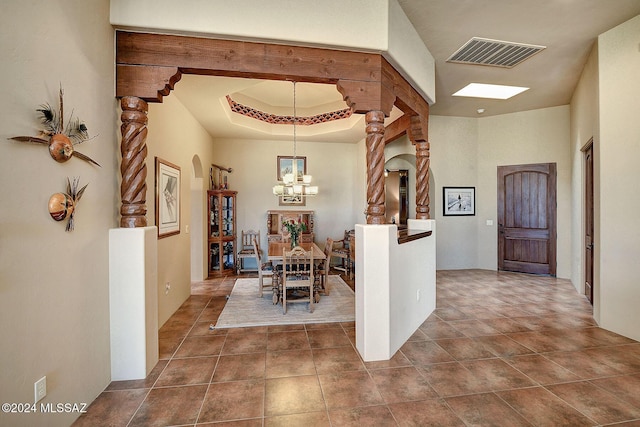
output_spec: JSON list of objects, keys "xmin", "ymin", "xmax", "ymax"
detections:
[{"xmin": 172, "ymin": 0, "xmax": 640, "ymax": 143}]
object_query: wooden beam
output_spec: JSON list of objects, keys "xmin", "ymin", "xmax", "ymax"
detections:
[
  {"xmin": 381, "ymin": 59, "xmax": 430, "ymax": 118},
  {"xmin": 384, "ymin": 114, "xmax": 411, "ymax": 144},
  {"xmin": 116, "ymin": 65, "xmax": 182, "ymax": 103},
  {"xmin": 117, "ymin": 31, "xmax": 381, "ymax": 88},
  {"xmin": 336, "ymin": 80, "xmax": 395, "ymax": 116}
]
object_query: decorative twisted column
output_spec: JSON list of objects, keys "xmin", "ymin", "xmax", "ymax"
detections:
[
  {"xmin": 415, "ymin": 141, "xmax": 431, "ymax": 219},
  {"xmin": 408, "ymin": 115, "xmax": 430, "ymax": 219},
  {"xmin": 365, "ymin": 111, "xmax": 386, "ymax": 224},
  {"xmin": 120, "ymin": 97, "xmax": 149, "ymax": 227}
]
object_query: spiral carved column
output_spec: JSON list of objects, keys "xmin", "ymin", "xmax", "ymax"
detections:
[
  {"xmin": 415, "ymin": 141, "xmax": 431, "ymax": 219},
  {"xmin": 120, "ymin": 96, "xmax": 149, "ymax": 228},
  {"xmin": 408, "ymin": 115, "xmax": 431, "ymax": 219},
  {"xmin": 365, "ymin": 111, "xmax": 386, "ymax": 224}
]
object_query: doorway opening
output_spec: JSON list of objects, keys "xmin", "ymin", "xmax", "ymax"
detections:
[
  {"xmin": 583, "ymin": 139, "xmax": 594, "ymax": 304},
  {"xmin": 385, "ymin": 169, "xmax": 409, "ymax": 226}
]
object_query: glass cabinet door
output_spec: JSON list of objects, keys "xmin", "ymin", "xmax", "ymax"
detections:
[
  {"xmin": 209, "ymin": 242, "xmax": 221, "ymax": 272},
  {"xmin": 210, "ymin": 194, "xmax": 220, "ymax": 237},
  {"xmin": 222, "ymin": 241, "xmax": 234, "ymax": 271},
  {"xmin": 222, "ymin": 195, "xmax": 234, "ymax": 237}
]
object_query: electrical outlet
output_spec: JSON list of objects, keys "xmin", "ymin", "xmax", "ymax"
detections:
[
  {"xmin": 165, "ymin": 282, "xmax": 171, "ymax": 295},
  {"xmin": 416, "ymin": 289, "xmax": 421, "ymax": 301},
  {"xmin": 34, "ymin": 376, "xmax": 46, "ymax": 403}
]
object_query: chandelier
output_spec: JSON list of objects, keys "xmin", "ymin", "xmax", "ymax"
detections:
[{"xmin": 272, "ymin": 82, "xmax": 318, "ymax": 198}]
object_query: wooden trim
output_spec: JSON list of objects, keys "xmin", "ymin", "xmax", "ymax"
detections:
[{"xmin": 397, "ymin": 229, "xmax": 432, "ymax": 244}]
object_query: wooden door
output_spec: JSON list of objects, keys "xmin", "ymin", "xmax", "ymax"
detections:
[
  {"xmin": 584, "ymin": 142, "xmax": 594, "ymax": 303},
  {"xmin": 498, "ymin": 163, "xmax": 557, "ymax": 276}
]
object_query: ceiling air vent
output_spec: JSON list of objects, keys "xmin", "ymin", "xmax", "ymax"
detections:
[{"xmin": 447, "ymin": 37, "xmax": 546, "ymax": 68}]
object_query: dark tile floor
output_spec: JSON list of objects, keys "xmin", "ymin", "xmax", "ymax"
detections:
[{"xmin": 74, "ymin": 269, "xmax": 640, "ymax": 426}]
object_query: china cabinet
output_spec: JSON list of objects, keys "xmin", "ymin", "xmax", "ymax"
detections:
[{"xmin": 208, "ymin": 190, "xmax": 237, "ymax": 276}]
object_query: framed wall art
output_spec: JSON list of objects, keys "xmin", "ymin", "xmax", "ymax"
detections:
[
  {"xmin": 277, "ymin": 156, "xmax": 306, "ymax": 181},
  {"xmin": 276, "ymin": 155, "xmax": 307, "ymax": 206},
  {"xmin": 279, "ymin": 193, "xmax": 305, "ymax": 206},
  {"xmin": 443, "ymin": 187, "xmax": 475, "ymax": 216},
  {"xmin": 155, "ymin": 157, "xmax": 181, "ymax": 238}
]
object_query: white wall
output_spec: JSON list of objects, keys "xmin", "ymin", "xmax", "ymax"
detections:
[
  {"xmin": 0, "ymin": 1, "xmax": 115, "ymax": 426},
  {"xmin": 146, "ymin": 95, "xmax": 217, "ymax": 326},
  {"xmin": 429, "ymin": 116, "xmax": 479, "ymax": 269},
  {"xmin": 597, "ymin": 15, "xmax": 640, "ymax": 341},
  {"xmin": 356, "ymin": 220, "xmax": 436, "ymax": 361},
  {"xmin": 428, "ymin": 109, "xmax": 572, "ymax": 278},
  {"xmin": 569, "ymin": 45, "xmax": 599, "ymax": 315},
  {"xmin": 477, "ymin": 107, "xmax": 572, "ymax": 277}
]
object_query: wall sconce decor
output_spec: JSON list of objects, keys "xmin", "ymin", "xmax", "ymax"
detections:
[
  {"xmin": 48, "ymin": 177, "xmax": 88, "ymax": 231},
  {"xmin": 9, "ymin": 86, "xmax": 100, "ymax": 167}
]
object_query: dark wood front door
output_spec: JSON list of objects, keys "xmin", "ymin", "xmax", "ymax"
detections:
[
  {"xmin": 584, "ymin": 142, "xmax": 594, "ymax": 303},
  {"xmin": 498, "ymin": 163, "xmax": 557, "ymax": 276}
]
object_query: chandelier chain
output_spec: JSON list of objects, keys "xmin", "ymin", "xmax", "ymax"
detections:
[{"xmin": 293, "ymin": 81, "xmax": 297, "ymax": 160}]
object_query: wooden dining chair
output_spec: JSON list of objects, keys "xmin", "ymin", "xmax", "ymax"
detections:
[
  {"xmin": 315, "ymin": 237, "xmax": 333, "ymax": 296},
  {"xmin": 253, "ymin": 237, "xmax": 273, "ymax": 297},
  {"xmin": 348, "ymin": 232, "xmax": 355, "ymax": 279},
  {"xmin": 237, "ymin": 229, "xmax": 260, "ymax": 274},
  {"xmin": 282, "ymin": 246, "xmax": 314, "ymax": 314},
  {"xmin": 330, "ymin": 229, "xmax": 354, "ymax": 275}
]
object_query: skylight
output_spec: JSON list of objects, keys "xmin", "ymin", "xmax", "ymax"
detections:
[{"xmin": 452, "ymin": 83, "xmax": 529, "ymax": 100}]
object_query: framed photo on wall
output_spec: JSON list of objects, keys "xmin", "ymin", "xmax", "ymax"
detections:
[
  {"xmin": 277, "ymin": 156, "xmax": 306, "ymax": 181},
  {"xmin": 443, "ymin": 187, "xmax": 475, "ymax": 216},
  {"xmin": 276, "ymin": 155, "xmax": 307, "ymax": 206},
  {"xmin": 279, "ymin": 193, "xmax": 305, "ymax": 206},
  {"xmin": 155, "ymin": 157, "xmax": 181, "ymax": 238}
]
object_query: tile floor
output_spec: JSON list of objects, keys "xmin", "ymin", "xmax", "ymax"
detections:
[{"xmin": 73, "ymin": 269, "xmax": 640, "ymax": 426}]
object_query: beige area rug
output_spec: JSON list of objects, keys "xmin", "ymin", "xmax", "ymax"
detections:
[{"xmin": 215, "ymin": 275, "xmax": 355, "ymax": 328}]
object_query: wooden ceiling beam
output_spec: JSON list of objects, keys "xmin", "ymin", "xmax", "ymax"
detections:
[
  {"xmin": 384, "ymin": 114, "xmax": 411, "ymax": 144},
  {"xmin": 115, "ymin": 31, "xmax": 430, "ymax": 119}
]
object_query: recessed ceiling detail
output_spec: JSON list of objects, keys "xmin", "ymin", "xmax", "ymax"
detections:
[
  {"xmin": 226, "ymin": 96, "xmax": 352, "ymax": 125},
  {"xmin": 447, "ymin": 37, "xmax": 546, "ymax": 68}
]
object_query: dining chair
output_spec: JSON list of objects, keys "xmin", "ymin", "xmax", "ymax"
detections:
[
  {"xmin": 330, "ymin": 229, "xmax": 353, "ymax": 274},
  {"xmin": 252, "ymin": 237, "xmax": 273, "ymax": 297},
  {"xmin": 315, "ymin": 237, "xmax": 333, "ymax": 296},
  {"xmin": 282, "ymin": 246, "xmax": 314, "ymax": 314},
  {"xmin": 237, "ymin": 229, "xmax": 260, "ymax": 274},
  {"xmin": 348, "ymin": 232, "xmax": 355, "ymax": 279}
]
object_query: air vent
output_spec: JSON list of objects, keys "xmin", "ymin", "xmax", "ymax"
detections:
[{"xmin": 447, "ymin": 37, "xmax": 545, "ymax": 68}]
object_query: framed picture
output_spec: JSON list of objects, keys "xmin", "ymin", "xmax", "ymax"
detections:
[
  {"xmin": 277, "ymin": 156, "xmax": 307, "ymax": 206},
  {"xmin": 155, "ymin": 157, "xmax": 181, "ymax": 238},
  {"xmin": 277, "ymin": 156, "xmax": 306, "ymax": 181},
  {"xmin": 443, "ymin": 187, "xmax": 475, "ymax": 216},
  {"xmin": 279, "ymin": 193, "xmax": 305, "ymax": 206}
]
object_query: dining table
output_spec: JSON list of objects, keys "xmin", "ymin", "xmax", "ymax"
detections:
[
  {"xmin": 267, "ymin": 241, "xmax": 326, "ymax": 264},
  {"xmin": 267, "ymin": 241, "xmax": 326, "ymax": 305}
]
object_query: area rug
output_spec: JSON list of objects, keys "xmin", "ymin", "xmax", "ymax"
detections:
[{"xmin": 215, "ymin": 275, "xmax": 355, "ymax": 328}]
